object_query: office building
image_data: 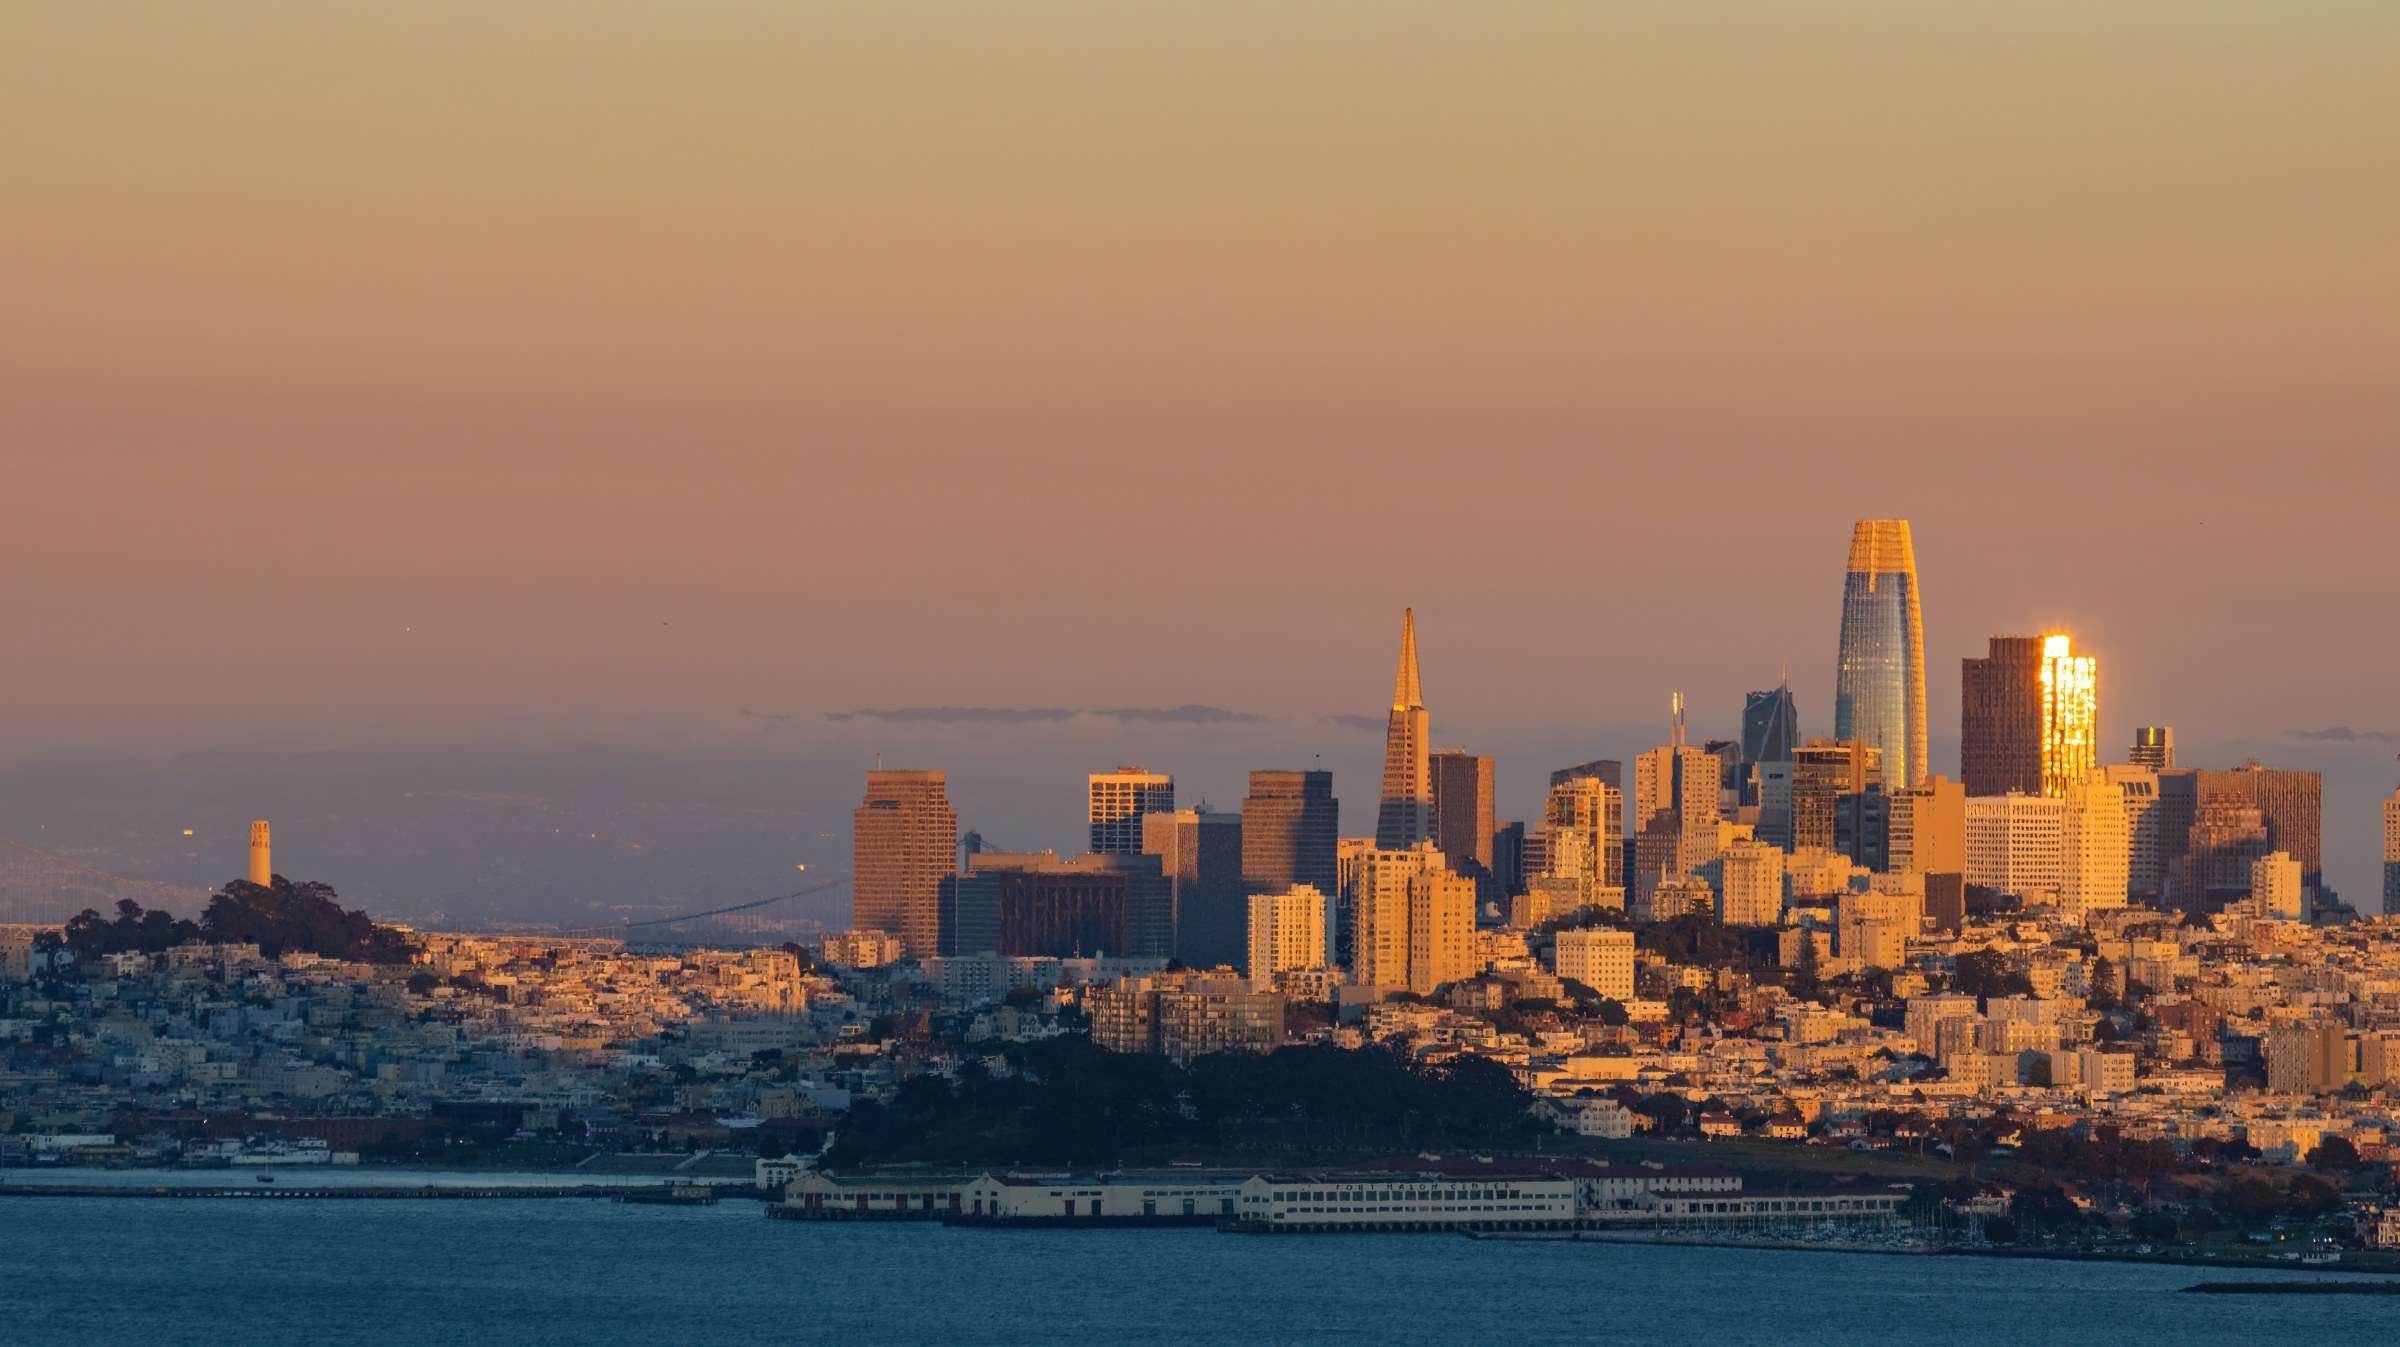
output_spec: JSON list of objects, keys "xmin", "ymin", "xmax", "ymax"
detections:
[
  {"xmin": 1741, "ymin": 681, "xmax": 1801, "ymax": 769},
  {"xmin": 1089, "ymin": 767, "xmax": 1175, "ymax": 854},
  {"xmin": 1241, "ymin": 769, "xmax": 1339, "ymax": 897},
  {"xmin": 1633, "ymin": 695, "xmax": 1723, "ymax": 895},
  {"xmin": 1887, "ymin": 774, "xmax": 1965, "ymax": 877},
  {"xmin": 1791, "ymin": 738, "xmax": 1880, "ymax": 855},
  {"xmin": 2386, "ymin": 785, "xmax": 2400, "ymax": 917},
  {"xmin": 1375, "ymin": 609, "xmax": 1434, "ymax": 849},
  {"xmin": 1430, "ymin": 749, "xmax": 1496, "ymax": 888},
  {"xmin": 1245, "ymin": 884, "xmax": 1329, "ymax": 984},
  {"xmin": 1143, "ymin": 807, "xmax": 1244, "ymax": 969},
  {"xmin": 1548, "ymin": 759, "xmax": 1624, "ymax": 794},
  {"xmin": 2057, "ymin": 771, "xmax": 2129, "ymax": 921},
  {"xmin": 1964, "ymin": 793, "xmax": 2065, "ymax": 904},
  {"xmin": 1542, "ymin": 774, "xmax": 1624, "ymax": 898},
  {"xmin": 1961, "ymin": 633, "xmax": 2098, "ymax": 798},
  {"xmin": 853, "ymin": 769, "xmax": 959, "ymax": 958},
  {"xmin": 2158, "ymin": 764, "xmax": 2324, "ymax": 903},
  {"xmin": 1552, "ymin": 928, "xmax": 1636, "ymax": 1001},
  {"xmin": 947, "ymin": 850, "xmax": 1173, "ymax": 960},
  {"xmin": 1833, "ymin": 519, "xmax": 1929, "ymax": 789},
  {"xmin": 2129, "ymin": 727, "xmax": 2175, "ymax": 771},
  {"xmin": 1753, "ymin": 762, "xmax": 1795, "ymax": 850}
]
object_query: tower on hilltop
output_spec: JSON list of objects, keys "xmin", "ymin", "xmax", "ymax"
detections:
[
  {"xmin": 1834, "ymin": 520, "xmax": 1928, "ymax": 790},
  {"xmin": 248, "ymin": 820, "xmax": 272, "ymax": 887},
  {"xmin": 1375, "ymin": 609, "xmax": 1433, "ymax": 850}
]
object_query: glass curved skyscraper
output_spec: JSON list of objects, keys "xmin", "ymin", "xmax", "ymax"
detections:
[{"xmin": 1834, "ymin": 519, "xmax": 1928, "ymax": 789}]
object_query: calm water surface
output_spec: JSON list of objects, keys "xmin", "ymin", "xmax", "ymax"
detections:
[{"xmin": 2, "ymin": 1197, "xmax": 2390, "ymax": 1346}]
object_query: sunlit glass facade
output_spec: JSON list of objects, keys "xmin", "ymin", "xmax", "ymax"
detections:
[{"xmin": 1833, "ymin": 520, "xmax": 1928, "ymax": 790}]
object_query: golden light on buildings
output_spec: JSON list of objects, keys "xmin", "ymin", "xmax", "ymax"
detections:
[{"xmin": 2039, "ymin": 632, "xmax": 2098, "ymax": 798}]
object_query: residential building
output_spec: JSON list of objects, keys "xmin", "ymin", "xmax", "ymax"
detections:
[
  {"xmin": 1245, "ymin": 884, "xmax": 1329, "ymax": 984},
  {"xmin": 853, "ymin": 769, "xmax": 959, "ymax": 958},
  {"xmin": 1717, "ymin": 837, "xmax": 1786, "ymax": 926},
  {"xmin": 1089, "ymin": 767, "xmax": 1175, "ymax": 855},
  {"xmin": 1887, "ymin": 774, "xmax": 1965, "ymax": 877},
  {"xmin": 2102, "ymin": 764, "xmax": 2165, "ymax": 903},
  {"xmin": 2250, "ymin": 851, "xmax": 2303, "ymax": 921},
  {"xmin": 1552, "ymin": 928, "xmax": 1636, "ymax": 1001},
  {"xmin": 1345, "ymin": 842, "xmax": 1474, "ymax": 996},
  {"xmin": 1833, "ymin": 519, "xmax": 1928, "ymax": 789},
  {"xmin": 2057, "ymin": 771, "xmax": 2129, "ymax": 921}
]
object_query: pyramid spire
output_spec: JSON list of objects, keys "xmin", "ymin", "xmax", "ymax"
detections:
[{"xmin": 1392, "ymin": 608, "xmax": 1423, "ymax": 710}]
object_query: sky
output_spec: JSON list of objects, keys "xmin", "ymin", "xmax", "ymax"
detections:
[{"xmin": 3, "ymin": 5, "xmax": 2397, "ymax": 920}]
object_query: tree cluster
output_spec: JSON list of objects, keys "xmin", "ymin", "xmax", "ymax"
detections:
[
  {"xmin": 60, "ymin": 878, "xmax": 418, "ymax": 966},
  {"xmin": 825, "ymin": 1039, "xmax": 1538, "ymax": 1168}
]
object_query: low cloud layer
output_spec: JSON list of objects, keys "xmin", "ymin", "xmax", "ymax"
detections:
[
  {"xmin": 1093, "ymin": 705, "xmax": 1264, "ymax": 726},
  {"xmin": 1321, "ymin": 713, "xmax": 1385, "ymax": 734},
  {"xmin": 825, "ymin": 707, "xmax": 1078, "ymax": 725},
  {"xmin": 2285, "ymin": 726, "xmax": 2400, "ymax": 744}
]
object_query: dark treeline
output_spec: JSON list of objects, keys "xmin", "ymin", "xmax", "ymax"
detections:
[
  {"xmin": 61, "ymin": 878, "xmax": 418, "ymax": 965},
  {"xmin": 825, "ymin": 1039, "xmax": 1539, "ymax": 1168}
]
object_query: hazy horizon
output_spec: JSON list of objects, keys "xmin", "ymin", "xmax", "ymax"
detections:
[{"xmin": 6, "ymin": 6, "xmax": 2396, "ymax": 922}]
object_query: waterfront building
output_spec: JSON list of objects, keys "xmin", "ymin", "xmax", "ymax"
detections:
[
  {"xmin": 1245, "ymin": 884, "xmax": 1329, "ymax": 983},
  {"xmin": 1089, "ymin": 767, "xmax": 1175, "ymax": 855},
  {"xmin": 1241, "ymin": 769, "xmax": 1339, "ymax": 897},
  {"xmin": 1887, "ymin": 774, "xmax": 1965, "ymax": 878},
  {"xmin": 1833, "ymin": 519, "xmax": 1928, "ymax": 789},
  {"xmin": 1430, "ymin": 749, "xmax": 1496, "ymax": 890},
  {"xmin": 1375, "ymin": 609, "xmax": 1434, "ymax": 849},
  {"xmin": 1142, "ymin": 807, "xmax": 1243, "ymax": 968},
  {"xmin": 1552, "ymin": 928, "xmax": 1636, "ymax": 1000},
  {"xmin": 1964, "ymin": 792, "xmax": 2065, "ymax": 905},
  {"xmin": 2129, "ymin": 726, "xmax": 2175, "ymax": 771},
  {"xmin": 853, "ymin": 769, "xmax": 959, "ymax": 958}
]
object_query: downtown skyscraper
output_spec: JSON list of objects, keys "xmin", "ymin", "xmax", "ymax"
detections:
[
  {"xmin": 1375, "ymin": 609, "xmax": 1433, "ymax": 849},
  {"xmin": 1833, "ymin": 519, "xmax": 1928, "ymax": 790},
  {"xmin": 853, "ymin": 769, "xmax": 959, "ymax": 959},
  {"xmin": 1961, "ymin": 633, "xmax": 2097, "ymax": 798}
]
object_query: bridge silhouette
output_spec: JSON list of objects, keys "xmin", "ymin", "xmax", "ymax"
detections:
[
  {"xmin": 0, "ymin": 837, "xmax": 208, "ymax": 926},
  {"xmin": 499, "ymin": 873, "xmax": 854, "ymax": 944}
]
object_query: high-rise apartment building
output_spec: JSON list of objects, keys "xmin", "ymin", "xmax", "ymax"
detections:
[
  {"xmin": 1964, "ymin": 792, "xmax": 2065, "ymax": 904},
  {"xmin": 1536, "ymin": 774, "xmax": 1625, "ymax": 915},
  {"xmin": 2101, "ymin": 765, "xmax": 2165, "ymax": 902},
  {"xmin": 2385, "ymin": 785, "xmax": 2400, "ymax": 917},
  {"xmin": 2250, "ymin": 851, "xmax": 2303, "ymax": 921},
  {"xmin": 1717, "ymin": 837, "xmax": 1787, "ymax": 926},
  {"xmin": 2057, "ymin": 771, "xmax": 2129, "ymax": 921},
  {"xmin": 1142, "ymin": 808, "xmax": 1244, "ymax": 969},
  {"xmin": 1244, "ymin": 884, "xmax": 1329, "ymax": 984},
  {"xmin": 853, "ymin": 769, "xmax": 959, "ymax": 958},
  {"xmin": 1633, "ymin": 697, "xmax": 1723, "ymax": 895},
  {"xmin": 1344, "ymin": 842, "xmax": 1472, "ymax": 996},
  {"xmin": 1887, "ymin": 774, "xmax": 1965, "ymax": 878},
  {"xmin": 1375, "ymin": 609, "xmax": 1433, "ymax": 849},
  {"xmin": 1241, "ymin": 769, "xmax": 1339, "ymax": 898},
  {"xmin": 1430, "ymin": 749, "xmax": 1496, "ymax": 887},
  {"xmin": 1089, "ymin": 767, "xmax": 1175, "ymax": 854},
  {"xmin": 1834, "ymin": 519, "xmax": 1928, "ymax": 789},
  {"xmin": 2129, "ymin": 727, "xmax": 2175, "ymax": 771}
]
